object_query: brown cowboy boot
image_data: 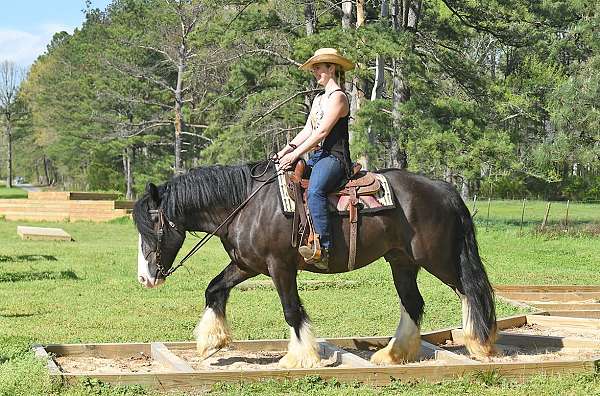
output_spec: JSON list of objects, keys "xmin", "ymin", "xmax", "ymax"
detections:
[{"xmin": 298, "ymin": 235, "xmax": 329, "ymax": 270}]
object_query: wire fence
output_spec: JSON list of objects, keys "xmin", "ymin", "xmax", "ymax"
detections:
[{"xmin": 469, "ymin": 196, "xmax": 600, "ymax": 233}]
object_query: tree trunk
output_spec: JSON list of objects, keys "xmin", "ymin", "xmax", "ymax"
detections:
[
  {"xmin": 124, "ymin": 146, "xmax": 134, "ymax": 200},
  {"xmin": 303, "ymin": 0, "xmax": 317, "ymax": 142},
  {"xmin": 174, "ymin": 44, "xmax": 186, "ymax": 175},
  {"xmin": 341, "ymin": 0, "xmax": 353, "ymax": 30},
  {"xmin": 5, "ymin": 123, "xmax": 12, "ymax": 188},
  {"xmin": 361, "ymin": 0, "xmax": 390, "ymax": 170},
  {"xmin": 389, "ymin": 0, "xmax": 420, "ymax": 169},
  {"xmin": 304, "ymin": 0, "xmax": 316, "ymax": 35}
]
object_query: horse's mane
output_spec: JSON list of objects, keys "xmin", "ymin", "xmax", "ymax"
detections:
[
  {"xmin": 133, "ymin": 163, "xmax": 266, "ymax": 238},
  {"xmin": 166, "ymin": 164, "xmax": 255, "ymax": 217}
]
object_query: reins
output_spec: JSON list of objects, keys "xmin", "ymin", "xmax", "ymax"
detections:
[{"xmin": 161, "ymin": 158, "xmax": 283, "ymax": 277}]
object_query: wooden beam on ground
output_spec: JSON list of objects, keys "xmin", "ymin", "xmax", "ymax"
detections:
[
  {"xmin": 451, "ymin": 330, "xmax": 600, "ymax": 349},
  {"xmin": 33, "ymin": 345, "xmax": 61, "ymax": 375},
  {"xmin": 318, "ymin": 340, "xmax": 375, "ymax": 367},
  {"xmin": 45, "ymin": 343, "xmax": 151, "ymax": 358},
  {"xmin": 150, "ymin": 343, "xmax": 194, "ymax": 373},
  {"xmin": 530, "ymin": 303, "xmax": 600, "ymax": 311},
  {"xmin": 495, "ymin": 285, "xmax": 600, "ymax": 293},
  {"xmin": 498, "ymin": 291, "xmax": 600, "ymax": 302},
  {"xmin": 526, "ymin": 315, "xmax": 600, "ymax": 331},
  {"xmin": 544, "ymin": 310, "xmax": 600, "ymax": 319},
  {"xmin": 56, "ymin": 359, "xmax": 600, "ymax": 389},
  {"xmin": 495, "ymin": 314, "xmax": 531, "ymax": 330},
  {"xmin": 420, "ymin": 340, "xmax": 477, "ymax": 364},
  {"xmin": 17, "ymin": 226, "xmax": 72, "ymax": 241}
]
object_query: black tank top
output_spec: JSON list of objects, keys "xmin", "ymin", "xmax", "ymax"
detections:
[{"xmin": 319, "ymin": 89, "xmax": 352, "ymax": 176}]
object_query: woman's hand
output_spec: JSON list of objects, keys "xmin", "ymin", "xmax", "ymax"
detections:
[{"xmin": 277, "ymin": 151, "xmax": 299, "ymax": 172}]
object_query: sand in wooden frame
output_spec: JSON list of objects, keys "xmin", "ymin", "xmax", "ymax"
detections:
[{"xmin": 34, "ymin": 314, "xmax": 600, "ymax": 390}]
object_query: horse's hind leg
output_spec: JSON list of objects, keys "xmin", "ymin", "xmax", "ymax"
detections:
[
  {"xmin": 371, "ymin": 251, "xmax": 423, "ymax": 365},
  {"xmin": 194, "ymin": 262, "xmax": 257, "ymax": 357}
]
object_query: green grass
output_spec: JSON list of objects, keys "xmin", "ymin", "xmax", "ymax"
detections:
[
  {"xmin": 0, "ymin": 186, "xmax": 27, "ymax": 199},
  {"xmin": 0, "ymin": 200, "xmax": 599, "ymax": 395}
]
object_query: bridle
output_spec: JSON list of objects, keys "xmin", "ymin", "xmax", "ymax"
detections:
[
  {"xmin": 147, "ymin": 207, "xmax": 183, "ymax": 279},
  {"xmin": 144, "ymin": 157, "xmax": 284, "ymax": 280}
]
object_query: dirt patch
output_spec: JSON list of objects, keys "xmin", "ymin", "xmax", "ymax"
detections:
[
  {"xmin": 56, "ymin": 352, "xmax": 170, "ymax": 374},
  {"xmin": 174, "ymin": 348, "xmax": 344, "ymax": 371},
  {"xmin": 506, "ymin": 322, "xmax": 600, "ymax": 340}
]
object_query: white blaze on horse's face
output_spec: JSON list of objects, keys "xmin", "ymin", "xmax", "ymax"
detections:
[{"xmin": 137, "ymin": 234, "xmax": 164, "ymax": 288}]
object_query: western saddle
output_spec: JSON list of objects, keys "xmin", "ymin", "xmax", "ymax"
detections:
[{"xmin": 285, "ymin": 159, "xmax": 381, "ymax": 270}]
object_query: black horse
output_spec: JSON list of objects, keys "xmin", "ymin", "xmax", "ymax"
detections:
[{"xmin": 133, "ymin": 163, "xmax": 496, "ymax": 368}]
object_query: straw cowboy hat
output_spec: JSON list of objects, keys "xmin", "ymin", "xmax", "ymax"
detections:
[{"xmin": 299, "ymin": 48, "xmax": 354, "ymax": 72}]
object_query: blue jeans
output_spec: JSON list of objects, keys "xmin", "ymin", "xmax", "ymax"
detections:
[{"xmin": 306, "ymin": 151, "xmax": 346, "ymax": 250}]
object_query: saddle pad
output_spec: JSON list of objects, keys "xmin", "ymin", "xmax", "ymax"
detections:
[{"xmin": 277, "ymin": 172, "xmax": 395, "ymax": 216}]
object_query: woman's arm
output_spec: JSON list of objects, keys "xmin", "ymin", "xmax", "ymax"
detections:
[{"xmin": 275, "ymin": 115, "xmax": 313, "ymax": 159}]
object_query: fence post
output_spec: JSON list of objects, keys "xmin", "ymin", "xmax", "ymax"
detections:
[
  {"xmin": 472, "ymin": 194, "xmax": 477, "ymax": 215},
  {"xmin": 486, "ymin": 198, "xmax": 491, "ymax": 229},
  {"xmin": 520, "ymin": 198, "xmax": 526, "ymax": 233},
  {"xmin": 541, "ymin": 202, "xmax": 551, "ymax": 230},
  {"xmin": 564, "ymin": 200, "xmax": 570, "ymax": 231}
]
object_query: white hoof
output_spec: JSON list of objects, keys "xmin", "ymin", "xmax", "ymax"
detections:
[
  {"xmin": 279, "ymin": 322, "xmax": 321, "ymax": 369},
  {"xmin": 370, "ymin": 333, "xmax": 421, "ymax": 365},
  {"xmin": 193, "ymin": 308, "xmax": 231, "ymax": 358}
]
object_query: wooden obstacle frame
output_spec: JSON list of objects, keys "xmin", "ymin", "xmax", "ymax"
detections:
[
  {"xmin": 34, "ymin": 312, "xmax": 600, "ymax": 390},
  {"xmin": 494, "ymin": 285, "xmax": 600, "ymax": 319}
]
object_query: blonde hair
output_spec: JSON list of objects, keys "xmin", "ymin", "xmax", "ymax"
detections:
[{"xmin": 324, "ymin": 63, "xmax": 345, "ymax": 91}]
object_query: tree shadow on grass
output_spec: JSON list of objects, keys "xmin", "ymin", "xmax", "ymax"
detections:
[
  {"xmin": 0, "ymin": 271, "xmax": 79, "ymax": 282},
  {"xmin": 0, "ymin": 254, "xmax": 58, "ymax": 262}
]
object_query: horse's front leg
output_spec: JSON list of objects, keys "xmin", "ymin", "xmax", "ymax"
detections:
[
  {"xmin": 269, "ymin": 261, "xmax": 321, "ymax": 369},
  {"xmin": 194, "ymin": 262, "xmax": 257, "ymax": 357}
]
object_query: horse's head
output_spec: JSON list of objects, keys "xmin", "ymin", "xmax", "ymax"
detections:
[{"xmin": 133, "ymin": 182, "xmax": 186, "ymax": 288}]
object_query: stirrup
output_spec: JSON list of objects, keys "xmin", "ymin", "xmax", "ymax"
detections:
[{"xmin": 298, "ymin": 236, "xmax": 329, "ymax": 270}]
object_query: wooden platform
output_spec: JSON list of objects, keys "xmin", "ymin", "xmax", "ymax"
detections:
[
  {"xmin": 17, "ymin": 226, "xmax": 72, "ymax": 241},
  {"xmin": 495, "ymin": 285, "xmax": 600, "ymax": 319},
  {"xmin": 27, "ymin": 192, "xmax": 120, "ymax": 201},
  {"xmin": 0, "ymin": 192, "xmax": 133, "ymax": 222},
  {"xmin": 34, "ymin": 314, "xmax": 600, "ymax": 390}
]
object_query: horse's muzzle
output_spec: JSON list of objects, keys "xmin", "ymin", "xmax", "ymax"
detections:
[{"xmin": 138, "ymin": 275, "xmax": 165, "ymax": 288}]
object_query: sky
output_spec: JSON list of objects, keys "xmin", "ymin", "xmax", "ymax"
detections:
[{"xmin": 0, "ymin": 0, "xmax": 112, "ymax": 68}]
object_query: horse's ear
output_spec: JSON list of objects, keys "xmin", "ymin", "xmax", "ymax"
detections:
[{"xmin": 146, "ymin": 183, "xmax": 160, "ymax": 204}]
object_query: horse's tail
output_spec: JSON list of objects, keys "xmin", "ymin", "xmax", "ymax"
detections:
[{"xmin": 450, "ymin": 193, "xmax": 497, "ymax": 357}]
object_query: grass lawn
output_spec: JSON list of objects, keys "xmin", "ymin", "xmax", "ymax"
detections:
[
  {"xmin": 0, "ymin": 200, "xmax": 599, "ymax": 395},
  {"xmin": 0, "ymin": 186, "xmax": 27, "ymax": 199}
]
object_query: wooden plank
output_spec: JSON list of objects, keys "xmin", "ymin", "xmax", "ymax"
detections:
[
  {"xmin": 318, "ymin": 341, "xmax": 375, "ymax": 367},
  {"xmin": 495, "ymin": 285, "xmax": 600, "ymax": 293},
  {"xmin": 27, "ymin": 192, "xmax": 120, "ymax": 201},
  {"xmin": 17, "ymin": 226, "xmax": 72, "ymax": 241},
  {"xmin": 150, "ymin": 343, "xmax": 194, "ymax": 373},
  {"xmin": 498, "ymin": 291, "xmax": 600, "ymax": 302},
  {"xmin": 495, "ymin": 314, "xmax": 530, "ymax": 330},
  {"xmin": 33, "ymin": 345, "xmax": 61, "ymax": 375},
  {"xmin": 526, "ymin": 315, "xmax": 600, "ymax": 330},
  {"xmin": 56, "ymin": 359, "xmax": 599, "ymax": 389},
  {"xmin": 27, "ymin": 192, "xmax": 71, "ymax": 200},
  {"xmin": 530, "ymin": 303, "xmax": 600, "ymax": 310},
  {"xmin": 420, "ymin": 340, "xmax": 477, "ymax": 364},
  {"xmin": 452, "ymin": 329, "xmax": 600, "ymax": 349},
  {"xmin": 164, "ymin": 340, "xmax": 289, "ymax": 352},
  {"xmin": 544, "ymin": 310, "xmax": 600, "ymax": 319},
  {"xmin": 45, "ymin": 343, "xmax": 151, "ymax": 358}
]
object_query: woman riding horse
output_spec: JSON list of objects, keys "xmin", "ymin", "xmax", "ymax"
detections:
[
  {"xmin": 276, "ymin": 48, "xmax": 354, "ymax": 270},
  {"xmin": 133, "ymin": 50, "xmax": 497, "ymax": 370}
]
